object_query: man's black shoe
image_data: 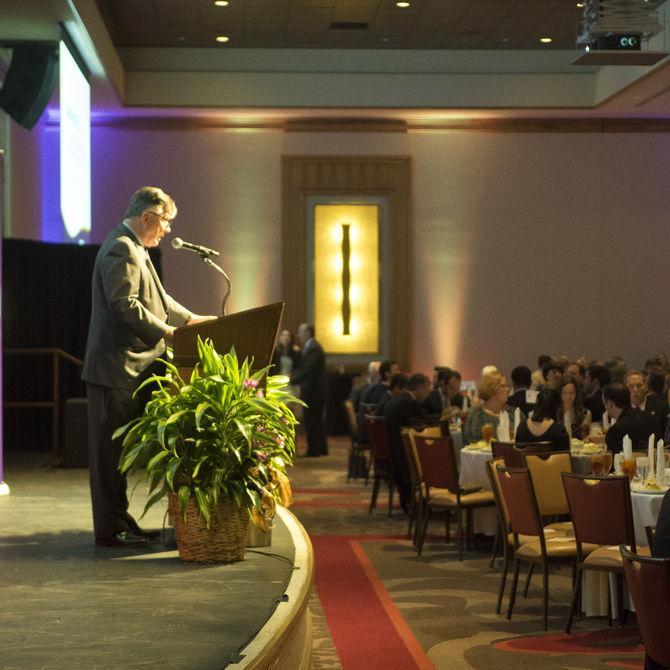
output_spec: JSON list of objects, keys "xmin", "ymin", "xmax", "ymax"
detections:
[
  {"xmin": 95, "ymin": 531, "xmax": 152, "ymax": 547},
  {"xmin": 132, "ymin": 528, "xmax": 161, "ymax": 540}
]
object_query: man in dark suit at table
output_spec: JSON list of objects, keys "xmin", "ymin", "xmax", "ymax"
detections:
[
  {"xmin": 584, "ymin": 364, "xmax": 611, "ymax": 423},
  {"xmin": 292, "ymin": 323, "xmax": 329, "ymax": 457},
  {"xmin": 507, "ymin": 365, "xmax": 536, "ymax": 416},
  {"xmin": 382, "ymin": 373, "xmax": 432, "ymax": 513},
  {"xmin": 590, "ymin": 383, "xmax": 661, "ymax": 454},
  {"xmin": 424, "ymin": 368, "xmax": 464, "ymax": 418},
  {"xmin": 82, "ymin": 186, "xmax": 214, "ymax": 547}
]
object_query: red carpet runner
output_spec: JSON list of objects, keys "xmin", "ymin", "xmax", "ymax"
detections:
[{"xmin": 312, "ymin": 535, "xmax": 435, "ymax": 670}]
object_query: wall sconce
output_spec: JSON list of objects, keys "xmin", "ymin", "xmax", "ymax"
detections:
[{"xmin": 313, "ymin": 205, "xmax": 379, "ymax": 354}]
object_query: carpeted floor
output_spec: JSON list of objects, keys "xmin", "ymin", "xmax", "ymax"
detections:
[{"xmin": 290, "ymin": 435, "xmax": 646, "ymax": 670}]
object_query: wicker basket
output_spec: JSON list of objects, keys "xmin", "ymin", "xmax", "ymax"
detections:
[{"xmin": 168, "ymin": 492, "xmax": 250, "ymax": 563}]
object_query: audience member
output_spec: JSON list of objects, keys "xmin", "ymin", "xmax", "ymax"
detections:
[
  {"xmin": 541, "ymin": 360, "xmax": 563, "ymax": 390},
  {"xmin": 592, "ymin": 383, "xmax": 661, "ymax": 454},
  {"xmin": 271, "ymin": 329, "xmax": 301, "ymax": 376},
  {"xmin": 566, "ymin": 361, "xmax": 585, "ymax": 388},
  {"xmin": 640, "ymin": 370, "xmax": 670, "ymax": 435},
  {"xmin": 604, "ymin": 356, "xmax": 627, "ymax": 383},
  {"xmin": 463, "ymin": 372, "xmax": 515, "ymax": 444},
  {"xmin": 559, "ymin": 374, "xmax": 591, "ymax": 439},
  {"xmin": 507, "ymin": 365, "xmax": 535, "ymax": 415},
  {"xmin": 378, "ymin": 373, "xmax": 409, "ymax": 414},
  {"xmin": 424, "ymin": 368, "xmax": 464, "ymax": 417},
  {"xmin": 515, "ymin": 387, "xmax": 570, "ymax": 451},
  {"xmin": 531, "ymin": 355, "xmax": 552, "ymax": 390},
  {"xmin": 382, "ymin": 373, "xmax": 431, "ymax": 513},
  {"xmin": 350, "ymin": 360, "xmax": 380, "ymax": 411},
  {"xmin": 361, "ymin": 359, "xmax": 400, "ymax": 406},
  {"xmin": 583, "ymin": 364, "xmax": 611, "ymax": 421}
]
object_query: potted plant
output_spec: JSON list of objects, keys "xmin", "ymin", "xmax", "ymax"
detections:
[{"xmin": 113, "ymin": 337, "xmax": 300, "ymax": 562}]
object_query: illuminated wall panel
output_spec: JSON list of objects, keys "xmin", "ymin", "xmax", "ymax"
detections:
[{"xmin": 314, "ymin": 204, "xmax": 379, "ymax": 354}]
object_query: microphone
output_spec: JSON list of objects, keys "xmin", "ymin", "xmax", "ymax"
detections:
[{"xmin": 171, "ymin": 237, "xmax": 220, "ymax": 257}]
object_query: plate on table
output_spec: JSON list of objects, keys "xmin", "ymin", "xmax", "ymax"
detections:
[
  {"xmin": 463, "ymin": 441, "xmax": 492, "ymax": 452},
  {"xmin": 631, "ymin": 483, "xmax": 669, "ymax": 495}
]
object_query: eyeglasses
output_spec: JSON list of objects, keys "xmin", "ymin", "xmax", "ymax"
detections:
[{"xmin": 146, "ymin": 210, "xmax": 174, "ymax": 229}]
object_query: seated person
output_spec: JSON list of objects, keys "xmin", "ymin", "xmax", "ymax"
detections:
[
  {"xmin": 515, "ymin": 387, "xmax": 570, "ymax": 451},
  {"xmin": 559, "ymin": 374, "xmax": 591, "ymax": 439},
  {"xmin": 640, "ymin": 370, "xmax": 669, "ymax": 436},
  {"xmin": 350, "ymin": 360, "xmax": 380, "ymax": 412},
  {"xmin": 382, "ymin": 373, "xmax": 432, "ymax": 513},
  {"xmin": 463, "ymin": 371, "xmax": 515, "ymax": 444},
  {"xmin": 589, "ymin": 383, "xmax": 661, "ymax": 454},
  {"xmin": 540, "ymin": 360, "xmax": 564, "ymax": 390},
  {"xmin": 507, "ymin": 365, "xmax": 536, "ymax": 416},
  {"xmin": 583, "ymin": 363, "xmax": 611, "ymax": 421},
  {"xmin": 378, "ymin": 372, "xmax": 409, "ymax": 414},
  {"xmin": 361, "ymin": 359, "xmax": 400, "ymax": 406},
  {"xmin": 424, "ymin": 368, "xmax": 464, "ymax": 417}
]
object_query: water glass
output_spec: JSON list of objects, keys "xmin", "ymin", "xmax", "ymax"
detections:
[{"xmin": 635, "ymin": 456, "xmax": 649, "ymax": 483}]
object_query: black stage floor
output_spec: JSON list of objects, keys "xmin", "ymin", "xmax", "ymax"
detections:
[{"xmin": 0, "ymin": 455, "xmax": 295, "ymax": 670}]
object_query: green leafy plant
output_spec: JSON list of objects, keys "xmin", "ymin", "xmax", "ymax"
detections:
[{"xmin": 113, "ymin": 337, "xmax": 301, "ymax": 526}]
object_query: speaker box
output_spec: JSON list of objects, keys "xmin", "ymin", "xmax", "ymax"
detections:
[{"xmin": 0, "ymin": 44, "xmax": 58, "ymax": 129}]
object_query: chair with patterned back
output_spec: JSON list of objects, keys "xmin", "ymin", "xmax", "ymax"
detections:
[
  {"xmin": 496, "ymin": 465, "xmax": 579, "ymax": 630},
  {"xmin": 561, "ymin": 472, "xmax": 650, "ymax": 633},
  {"xmin": 343, "ymin": 399, "xmax": 370, "ymax": 484},
  {"xmin": 365, "ymin": 415, "xmax": 394, "ymax": 516},
  {"xmin": 413, "ymin": 435, "xmax": 494, "ymax": 560},
  {"xmin": 492, "ymin": 441, "xmax": 552, "ymax": 468},
  {"xmin": 402, "ymin": 425, "xmax": 441, "ymax": 544},
  {"xmin": 620, "ymin": 546, "xmax": 670, "ymax": 670}
]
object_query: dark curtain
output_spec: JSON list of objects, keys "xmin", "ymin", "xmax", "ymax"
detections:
[{"xmin": 2, "ymin": 238, "xmax": 162, "ymax": 453}]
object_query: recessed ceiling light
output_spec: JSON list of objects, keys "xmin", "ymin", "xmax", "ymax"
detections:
[
  {"xmin": 396, "ymin": 1, "xmax": 410, "ymax": 7},
  {"xmin": 214, "ymin": 1, "xmax": 229, "ymax": 6},
  {"xmin": 501, "ymin": 37, "xmax": 510, "ymax": 43},
  {"xmin": 380, "ymin": 37, "xmax": 390, "ymax": 43},
  {"xmin": 539, "ymin": 37, "xmax": 553, "ymax": 43},
  {"xmin": 215, "ymin": 35, "xmax": 230, "ymax": 43},
  {"xmin": 576, "ymin": 2, "xmax": 584, "ymax": 7}
]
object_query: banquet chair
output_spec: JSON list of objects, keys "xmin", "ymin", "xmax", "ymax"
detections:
[
  {"xmin": 620, "ymin": 546, "xmax": 670, "ymax": 669},
  {"xmin": 342, "ymin": 399, "xmax": 370, "ymax": 484},
  {"xmin": 645, "ymin": 525, "xmax": 656, "ymax": 551},
  {"xmin": 365, "ymin": 415, "xmax": 395, "ymax": 516},
  {"xmin": 402, "ymin": 426, "xmax": 442, "ymax": 543},
  {"xmin": 496, "ymin": 465, "xmax": 579, "ymax": 630},
  {"xmin": 414, "ymin": 435, "xmax": 494, "ymax": 560},
  {"xmin": 561, "ymin": 473, "xmax": 650, "ymax": 633},
  {"xmin": 491, "ymin": 441, "xmax": 552, "ymax": 468},
  {"xmin": 485, "ymin": 458, "xmax": 573, "ymax": 615}
]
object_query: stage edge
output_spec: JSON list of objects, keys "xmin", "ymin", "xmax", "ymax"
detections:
[{"xmin": 228, "ymin": 505, "xmax": 314, "ymax": 670}]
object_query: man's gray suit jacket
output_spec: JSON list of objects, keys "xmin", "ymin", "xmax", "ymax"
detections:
[{"xmin": 82, "ymin": 223, "xmax": 192, "ymax": 390}]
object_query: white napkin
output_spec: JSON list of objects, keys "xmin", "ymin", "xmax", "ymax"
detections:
[
  {"xmin": 657, "ymin": 440, "xmax": 665, "ymax": 485},
  {"xmin": 497, "ymin": 412, "xmax": 510, "ymax": 442},
  {"xmin": 463, "ymin": 394, "xmax": 469, "ymax": 411},
  {"xmin": 513, "ymin": 407, "xmax": 521, "ymax": 437},
  {"xmin": 622, "ymin": 434, "xmax": 632, "ymax": 460},
  {"xmin": 603, "ymin": 412, "xmax": 610, "ymax": 431},
  {"xmin": 647, "ymin": 435, "xmax": 656, "ymax": 482}
]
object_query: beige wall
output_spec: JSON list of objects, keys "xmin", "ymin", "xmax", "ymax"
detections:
[{"xmin": 7, "ymin": 123, "xmax": 670, "ymax": 379}]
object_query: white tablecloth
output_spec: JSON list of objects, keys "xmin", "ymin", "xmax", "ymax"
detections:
[{"xmin": 457, "ymin": 446, "xmax": 497, "ymax": 534}]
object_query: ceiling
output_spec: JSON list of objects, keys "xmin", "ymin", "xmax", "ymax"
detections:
[{"xmin": 94, "ymin": 0, "xmax": 583, "ymax": 50}]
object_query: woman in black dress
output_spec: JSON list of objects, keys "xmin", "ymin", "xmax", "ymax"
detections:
[{"xmin": 515, "ymin": 387, "xmax": 570, "ymax": 451}]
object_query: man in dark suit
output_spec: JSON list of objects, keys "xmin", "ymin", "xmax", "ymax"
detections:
[
  {"xmin": 82, "ymin": 186, "xmax": 213, "ymax": 547},
  {"xmin": 292, "ymin": 323, "xmax": 329, "ymax": 456},
  {"xmin": 424, "ymin": 368, "xmax": 464, "ymax": 418},
  {"xmin": 627, "ymin": 370, "xmax": 670, "ymax": 435},
  {"xmin": 361, "ymin": 359, "xmax": 400, "ymax": 406},
  {"xmin": 597, "ymin": 383, "xmax": 661, "ymax": 454},
  {"xmin": 382, "ymin": 373, "xmax": 432, "ymax": 513},
  {"xmin": 583, "ymin": 364, "xmax": 611, "ymax": 422}
]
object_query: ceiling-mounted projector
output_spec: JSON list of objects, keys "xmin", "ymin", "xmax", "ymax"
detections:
[{"xmin": 573, "ymin": 0, "xmax": 668, "ymax": 66}]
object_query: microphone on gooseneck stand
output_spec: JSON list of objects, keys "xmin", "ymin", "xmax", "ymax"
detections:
[
  {"xmin": 171, "ymin": 237, "xmax": 220, "ymax": 257},
  {"xmin": 171, "ymin": 237, "xmax": 230, "ymax": 315}
]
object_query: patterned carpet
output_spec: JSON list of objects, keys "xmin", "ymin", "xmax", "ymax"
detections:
[{"xmin": 290, "ymin": 436, "xmax": 646, "ymax": 670}]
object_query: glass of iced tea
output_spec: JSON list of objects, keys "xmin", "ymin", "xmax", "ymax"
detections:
[
  {"xmin": 621, "ymin": 458, "xmax": 637, "ymax": 482},
  {"xmin": 481, "ymin": 423, "xmax": 495, "ymax": 445},
  {"xmin": 590, "ymin": 452, "xmax": 606, "ymax": 476}
]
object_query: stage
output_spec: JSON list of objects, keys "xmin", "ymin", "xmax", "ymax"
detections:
[{"xmin": 0, "ymin": 455, "xmax": 313, "ymax": 669}]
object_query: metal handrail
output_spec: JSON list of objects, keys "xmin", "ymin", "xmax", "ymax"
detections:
[{"xmin": 3, "ymin": 348, "xmax": 83, "ymax": 461}]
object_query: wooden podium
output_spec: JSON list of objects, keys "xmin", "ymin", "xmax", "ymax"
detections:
[{"xmin": 173, "ymin": 302, "xmax": 284, "ymax": 373}]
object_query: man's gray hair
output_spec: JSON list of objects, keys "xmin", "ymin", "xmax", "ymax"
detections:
[{"xmin": 123, "ymin": 186, "xmax": 177, "ymax": 220}]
